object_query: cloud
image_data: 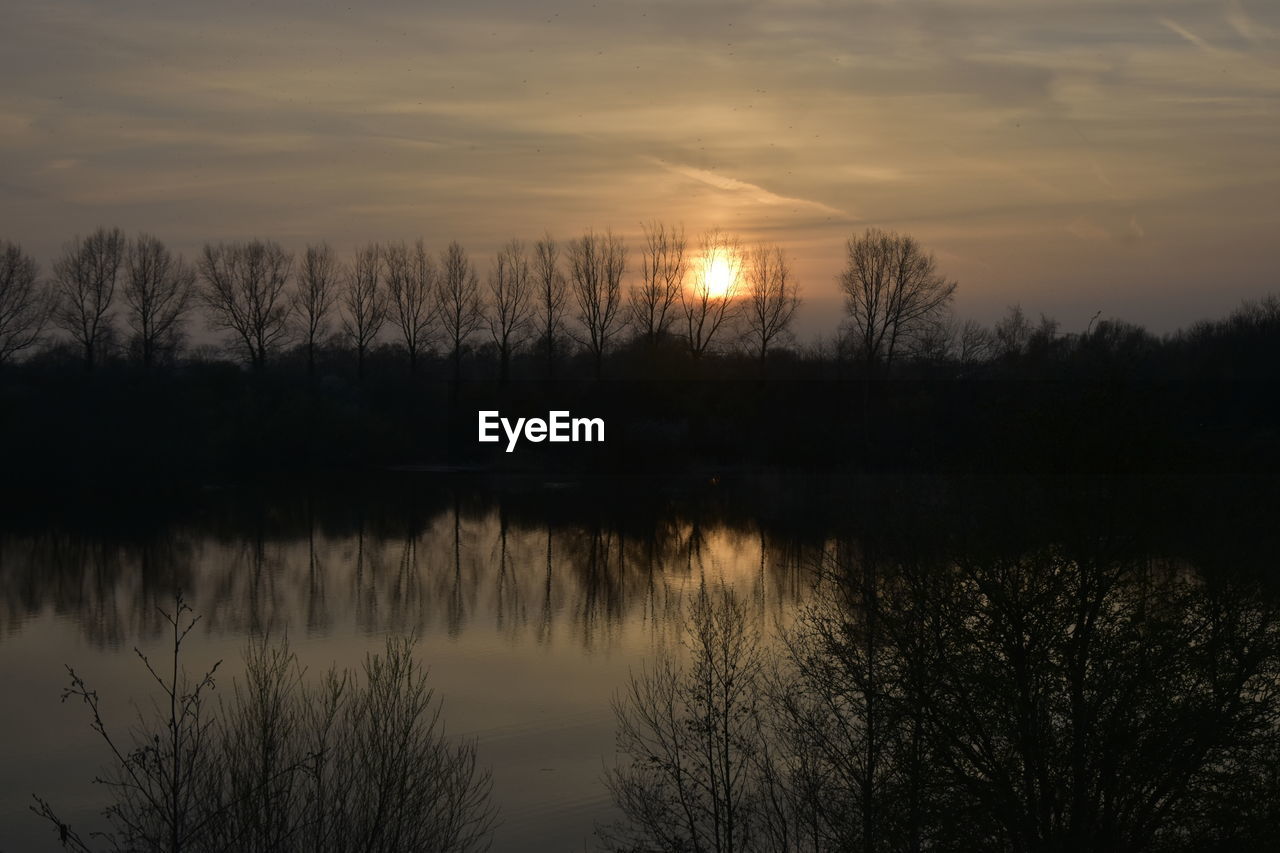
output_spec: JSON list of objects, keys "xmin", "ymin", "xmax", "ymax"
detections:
[
  {"xmin": 1159, "ymin": 17, "xmax": 1218, "ymax": 53},
  {"xmin": 1, "ymin": 0, "xmax": 1278, "ymax": 330},
  {"xmin": 1227, "ymin": 1, "xmax": 1275, "ymax": 42},
  {"xmin": 645, "ymin": 158, "xmax": 850, "ymax": 218}
]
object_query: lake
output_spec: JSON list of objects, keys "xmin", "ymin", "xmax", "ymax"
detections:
[
  {"xmin": 0, "ymin": 472, "xmax": 822, "ymax": 852},
  {"xmin": 3, "ymin": 472, "xmax": 1278, "ymax": 852}
]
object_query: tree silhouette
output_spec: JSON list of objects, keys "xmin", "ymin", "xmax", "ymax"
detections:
[
  {"xmin": 486, "ymin": 239, "xmax": 534, "ymax": 384},
  {"xmin": 603, "ymin": 583, "xmax": 777, "ymax": 853},
  {"xmin": 341, "ymin": 243, "xmax": 388, "ymax": 381},
  {"xmin": 628, "ymin": 221, "xmax": 686, "ymax": 348},
  {"xmin": 681, "ymin": 228, "xmax": 743, "ymax": 360},
  {"xmin": 840, "ymin": 228, "xmax": 956, "ymax": 372},
  {"xmin": 533, "ymin": 233, "xmax": 568, "ymax": 378},
  {"xmin": 123, "ymin": 234, "xmax": 195, "ymax": 368},
  {"xmin": 0, "ymin": 240, "xmax": 51, "ymax": 366},
  {"xmin": 292, "ymin": 242, "xmax": 343, "ymax": 378},
  {"xmin": 33, "ymin": 603, "xmax": 496, "ymax": 853},
  {"xmin": 53, "ymin": 227, "xmax": 126, "ymax": 372},
  {"xmin": 742, "ymin": 243, "xmax": 800, "ymax": 366},
  {"xmin": 199, "ymin": 240, "xmax": 293, "ymax": 371},
  {"xmin": 437, "ymin": 241, "xmax": 484, "ymax": 386},
  {"xmin": 567, "ymin": 229, "xmax": 626, "ymax": 378},
  {"xmin": 789, "ymin": 546, "xmax": 1280, "ymax": 852},
  {"xmin": 384, "ymin": 239, "xmax": 436, "ymax": 374}
]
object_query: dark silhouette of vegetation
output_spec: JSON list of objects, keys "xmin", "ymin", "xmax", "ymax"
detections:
[
  {"xmin": 840, "ymin": 227, "xmax": 957, "ymax": 371},
  {"xmin": 604, "ymin": 554, "xmax": 1280, "ymax": 852},
  {"xmin": 384, "ymin": 239, "xmax": 436, "ymax": 375},
  {"xmin": 198, "ymin": 240, "xmax": 293, "ymax": 371},
  {"xmin": 533, "ymin": 233, "xmax": 569, "ymax": 378},
  {"xmin": 604, "ymin": 583, "xmax": 774, "ymax": 853},
  {"xmin": 123, "ymin": 234, "xmax": 196, "ymax": 369},
  {"xmin": 437, "ymin": 240, "xmax": 484, "ymax": 387},
  {"xmin": 486, "ymin": 239, "xmax": 534, "ymax": 384},
  {"xmin": 681, "ymin": 229, "xmax": 742, "ymax": 360},
  {"xmin": 341, "ymin": 243, "xmax": 388, "ymax": 381},
  {"xmin": 293, "ymin": 243, "xmax": 342, "ymax": 378},
  {"xmin": 0, "ymin": 239, "xmax": 51, "ymax": 366},
  {"xmin": 628, "ymin": 221, "xmax": 686, "ymax": 350},
  {"xmin": 568, "ymin": 229, "xmax": 627, "ymax": 378},
  {"xmin": 741, "ymin": 242, "xmax": 800, "ymax": 366},
  {"xmin": 32, "ymin": 596, "xmax": 495, "ymax": 853},
  {"xmin": 53, "ymin": 227, "xmax": 126, "ymax": 372},
  {"xmin": 1, "ymin": 223, "xmax": 1278, "ymax": 486}
]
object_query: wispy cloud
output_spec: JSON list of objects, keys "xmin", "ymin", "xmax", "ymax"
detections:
[
  {"xmin": 1227, "ymin": 1, "xmax": 1275, "ymax": 42},
  {"xmin": 1, "ymin": 0, "xmax": 1278, "ymax": 330},
  {"xmin": 645, "ymin": 158, "xmax": 849, "ymax": 218},
  {"xmin": 1160, "ymin": 17, "xmax": 1219, "ymax": 53}
]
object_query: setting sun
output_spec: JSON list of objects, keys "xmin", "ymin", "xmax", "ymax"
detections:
[{"xmin": 704, "ymin": 255, "xmax": 736, "ymax": 299}]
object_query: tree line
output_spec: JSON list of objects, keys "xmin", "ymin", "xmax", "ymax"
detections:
[
  {"xmin": 0, "ymin": 223, "xmax": 984, "ymax": 378},
  {"xmin": 4, "ymin": 224, "xmax": 1278, "ymax": 384},
  {"xmin": 0, "ymin": 224, "xmax": 798, "ymax": 378}
]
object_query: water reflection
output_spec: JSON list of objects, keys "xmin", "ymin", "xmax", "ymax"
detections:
[
  {"xmin": 0, "ymin": 477, "xmax": 821, "ymax": 650},
  {"xmin": 4, "ymin": 474, "xmax": 1279, "ymax": 852}
]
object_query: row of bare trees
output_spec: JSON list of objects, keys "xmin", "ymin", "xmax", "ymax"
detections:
[
  {"xmin": 1, "ymin": 229, "xmax": 198, "ymax": 370},
  {"xmin": 0, "ymin": 226, "xmax": 802, "ymax": 377},
  {"xmin": 2, "ymin": 224, "xmax": 972, "ymax": 377}
]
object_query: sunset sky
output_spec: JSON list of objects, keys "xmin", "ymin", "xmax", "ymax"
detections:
[{"xmin": 2, "ymin": 0, "xmax": 1278, "ymax": 335}]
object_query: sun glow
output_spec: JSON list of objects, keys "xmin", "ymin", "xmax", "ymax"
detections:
[{"xmin": 703, "ymin": 256, "xmax": 735, "ymax": 299}]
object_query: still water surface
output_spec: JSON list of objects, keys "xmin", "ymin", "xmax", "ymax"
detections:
[{"xmin": 0, "ymin": 475, "xmax": 818, "ymax": 852}]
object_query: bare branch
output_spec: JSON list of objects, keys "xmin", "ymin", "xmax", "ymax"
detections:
[
  {"xmin": 199, "ymin": 240, "xmax": 293, "ymax": 370},
  {"xmin": 123, "ymin": 233, "xmax": 195, "ymax": 367},
  {"xmin": 487, "ymin": 239, "xmax": 534, "ymax": 383},
  {"xmin": 341, "ymin": 243, "xmax": 388, "ymax": 380},
  {"xmin": 53, "ymin": 227, "xmax": 126, "ymax": 372},
  {"xmin": 742, "ymin": 243, "xmax": 801, "ymax": 365},
  {"xmin": 567, "ymin": 229, "xmax": 626, "ymax": 378},
  {"xmin": 0, "ymin": 240, "xmax": 52, "ymax": 366},
  {"xmin": 627, "ymin": 221, "xmax": 686, "ymax": 347}
]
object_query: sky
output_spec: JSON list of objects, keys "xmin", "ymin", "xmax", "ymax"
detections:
[{"xmin": 2, "ymin": 0, "xmax": 1278, "ymax": 337}]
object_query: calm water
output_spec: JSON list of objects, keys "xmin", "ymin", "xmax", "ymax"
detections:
[
  {"xmin": 0, "ymin": 474, "xmax": 820, "ymax": 852},
  {"xmin": 5, "ymin": 473, "xmax": 1277, "ymax": 852}
]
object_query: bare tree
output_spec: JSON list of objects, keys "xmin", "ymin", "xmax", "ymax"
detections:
[
  {"xmin": 603, "ymin": 583, "xmax": 777, "ymax": 853},
  {"xmin": 437, "ymin": 241, "xmax": 485, "ymax": 385},
  {"xmin": 205, "ymin": 637, "xmax": 496, "ymax": 853},
  {"xmin": 200, "ymin": 240, "xmax": 293, "ymax": 371},
  {"xmin": 839, "ymin": 228, "xmax": 957, "ymax": 372},
  {"xmin": 0, "ymin": 240, "xmax": 51, "ymax": 366},
  {"xmin": 34, "ymin": 599, "xmax": 496, "ymax": 853},
  {"xmin": 487, "ymin": 239, "xmax": 535, "ymax": 383},
  {"xmin": 384, "ymin": 239, "xmax": 436, "ymax": 373},
  {"xmin": 32, "ymin": 596, "xmax": 222, "ymax": 853},
  {"xmin": 910, "ymin": 311, "xmax": 958, "ymax": 364},
  {"xmin": 742, "ymin": 243, "xmax": 801, "ymax": 365},
  {"xmin": 681, "ymin": 228, "xmax": 743, "ymax": 360},
  {"xmin": 567, "ymin": 229, "xmax": 627, "ymax": 378},
  {"xmin": 341, "ymin": 243, "xmax": 388, "ymax": 380},
  {"xmin": 53, "ymin": 226, "xmax": 126, "ymax": 371},
  {"xmin": 533, "ymin": 234, "xmax": 568, "ymax": 378},
  {"xmin": 994, "ymin": 304, "xmax": 1031, "ymax": 360},
  {"xmin": 956, "ymin": 318, "xmax": 994, "ymax": 366},
  {"xmin": 911, "ymin": 313, "xmax": 993, "ymax": 369},
  {"xmin": 627, "ymin": 221, "xmax": 686, "ymax": 347},
  {"xmin": 292, "ymin": 242, "xmax": 343, "ymax": 378},
  {"xmin": 122, "ymin": 234, "xmax": 195, "ymax": 368}
]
